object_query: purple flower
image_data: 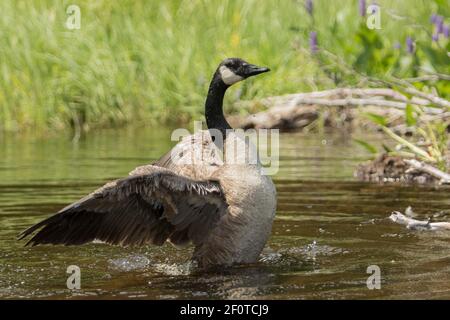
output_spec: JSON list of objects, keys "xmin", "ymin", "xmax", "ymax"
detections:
[
  {"xmin": 393, "ymin": 42, "xmax": 401, "ymax": 50},
  {"xmin": 432, "ymin": 32, "xmax": 439, "ymax": 42},
  {"xmin": 305, "ymin": 0, "xmax": 313, "ymax": 16},
  {"xmin": 430, "ymin": 14, "xmax": 438, "ymax": 24},
  {"xmin": 436, "ymin": 16, "xmax": 444, "ymax": 34},
  {"xmin": 359, "ymin": 0, "xmax": 366, "ymax": 17},
  {"xmin": 444, "ymin": 24, "xmax": 450, "ymax": 38},
  {"xmin": 406, "ymin": 36, "xmax": 415, "ymax": 54},
  {"xmin": 309, "ymin": 31, "xmax": 318, "ymax": 53}
]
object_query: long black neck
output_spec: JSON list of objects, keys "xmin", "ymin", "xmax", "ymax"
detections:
[{"xmin": 205, "ymin": 71, "xmax": 232, "ymax": 138}]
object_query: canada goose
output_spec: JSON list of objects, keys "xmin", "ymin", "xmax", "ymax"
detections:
[{"xmin": 19, "ymin": 58, "xmax": 276, "ymax": 268}]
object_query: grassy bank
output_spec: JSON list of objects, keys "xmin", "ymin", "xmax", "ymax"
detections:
[{"xmin": 0, "ymin": 0, "xmax": 445, "ymax": 134}]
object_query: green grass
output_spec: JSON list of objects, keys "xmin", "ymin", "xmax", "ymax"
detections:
[{"xmin": 0, "ymin": 0, "xmax": 445, "ymax": 134}]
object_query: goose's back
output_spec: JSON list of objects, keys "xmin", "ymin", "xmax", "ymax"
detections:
[{"xmin": 152, "ymin": 130, "xmax": 222, "ymax": 180}]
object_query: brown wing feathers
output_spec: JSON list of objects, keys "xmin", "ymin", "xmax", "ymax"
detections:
[{"xmin": 18, "ymin": 170, "xmax": 227, "ymax": 247}]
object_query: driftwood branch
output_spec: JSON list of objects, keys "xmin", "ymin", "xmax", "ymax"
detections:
[
  {"xmin": 237, "ymin": 87, "xmax": 450, "ymax": 130},
  {"xmin": 388, "ymin": 77, "xmax": 450, "ymax": 110},
  {"xmin": 404, "ymin": 159, "xmax": 450, "ymax": 184},
  {"xmin": 259, "ymin": 88, "xmax": 443, "ymax": 114},
  {"xmin": 286, "ymin": 97, "xmax": 440, "ymax": 113},
  {"xmin": 402, "ymin": 86, "xmax": 450, "ymax": 110},
  {"xmin": 390, "ymin": 211, "xmax": 450, "ymax": 231}
]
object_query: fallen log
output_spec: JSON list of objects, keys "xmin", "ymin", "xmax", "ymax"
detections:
[
  {"xmin": 237, "ymin": 88, "xmax": 448, "ymax": 130},
  {"xmin": 389, "ymin": 211, "xmax": 450, "ymax": 231},
  {"xmin": 404, "ymin": 159, "xmax": 450, "ymax": 184}
]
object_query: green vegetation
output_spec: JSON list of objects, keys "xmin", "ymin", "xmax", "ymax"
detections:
[{"xmin": 0, "ymin": 0, "xmax": 448, "ymax": 134}]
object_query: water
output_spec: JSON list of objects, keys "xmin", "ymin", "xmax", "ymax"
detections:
[{"xmin": 1, "ymin": 126, "xmax": 450, "ymax": 299}]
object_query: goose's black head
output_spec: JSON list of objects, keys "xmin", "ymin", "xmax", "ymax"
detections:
[
  {"xmin": 216, "ymin": 58, "xmax": 270, "ymax": 86},
  {"xmin": 205, "ymin": 58, "xmax": 270, "ymax": 135}
]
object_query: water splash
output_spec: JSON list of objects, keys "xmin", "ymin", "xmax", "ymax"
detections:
[
  {"xmin": 152, "ymin": 261, "xmax": 196, "ymax": 276},
  {"xmin": 108, "ymin": 255, "xmax": 150, "ymax": 272},
  {"xmin": 108, "ymin": 254, "xmax": 197, "ymax": 276}
]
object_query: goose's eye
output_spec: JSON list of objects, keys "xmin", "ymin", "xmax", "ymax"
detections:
[{"xmin": 227, "ymin": 63, "xmax": 236, "ymax": 70}]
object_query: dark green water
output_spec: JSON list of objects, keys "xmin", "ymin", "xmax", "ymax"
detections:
[{"xmin": 1, "ymin": 126, "xmax": 449, "ymax": 299}]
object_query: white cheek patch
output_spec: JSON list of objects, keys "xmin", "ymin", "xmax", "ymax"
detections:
[{"xmin": 219, "ymin": 66, "xmax": 243, "ymax": 85}]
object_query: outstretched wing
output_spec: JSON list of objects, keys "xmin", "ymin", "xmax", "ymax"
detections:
[{"xmin": 19, "ymin": 166, "xmax": 228, "ymax": 247}]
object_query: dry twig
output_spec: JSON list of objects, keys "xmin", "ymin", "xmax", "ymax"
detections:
[
  {"xmin": 390, "ymin": 211, "xmax": 450, "ymax": 231},
  {"xmin": 404, "ymin": 159, "xmax": 450, "ymax": 184}
]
